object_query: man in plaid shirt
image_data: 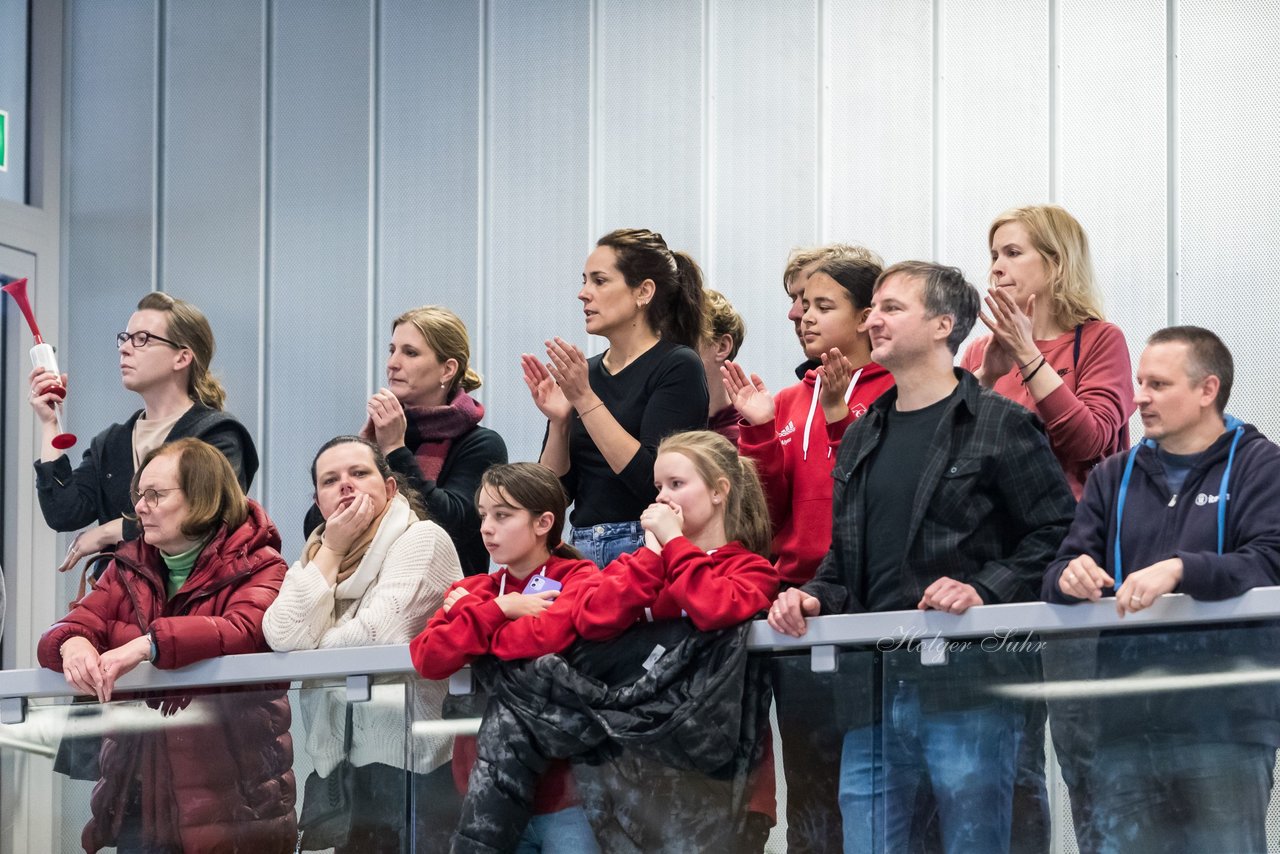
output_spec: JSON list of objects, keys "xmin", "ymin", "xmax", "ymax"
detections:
[{"xmin": 769, "ymin": 260, "xmax": 1075, "ymax": 854}]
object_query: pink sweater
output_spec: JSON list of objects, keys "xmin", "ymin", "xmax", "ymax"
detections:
[{"xmin": 961, "ymin": 320, "xmax": 1134, "ymax": 499}]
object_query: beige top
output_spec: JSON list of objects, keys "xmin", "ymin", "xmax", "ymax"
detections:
[{"xmin": 131, "ymin": 407, "xmax": 189, "ymax": 470}]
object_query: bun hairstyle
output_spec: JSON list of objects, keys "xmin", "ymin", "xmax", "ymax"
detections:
[
  {"xmin": 136, "ymin": 292, "xmax": 226, "ymax": 410},
  {"xmin": 393, "ymin": 306, "xmax": 483, "ymax": 395},
  {"xmin": 477, "ymin": 462, "xmax": 584, "ymax": 561},
  {"xmin": 310, "ymin": 435, "xmax": 429, "ymax": 521},
  {"xmin": 596, "ymin": 228, "xmax": 705, "ymax": 349},
  {"xmin": 702, "ymin": 289, "xmax": 746, "ymax": 360},
  {"xmin": 656, "ymin": 430, "xmax": 771, "ymax": 556}
]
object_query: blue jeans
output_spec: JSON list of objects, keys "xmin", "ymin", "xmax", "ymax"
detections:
[
  {"xmin": 514, "ymin": 806, "xmax": 601, "ymax": 854},
  {"xmin": 1091, "ymin": 740, "xmax": 1274, "ymax": 854},
  {"xmin": 839, "ymin": 682, "xmax": 1019, "ymax": 854},
  {"xmin": 570, "ymin": 521, "xmax": 644, "ymax": 567}
]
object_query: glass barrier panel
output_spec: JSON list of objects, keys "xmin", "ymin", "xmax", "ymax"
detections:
[
  {"xmin": 415, "ymin": 628, "xmax": 877, "ymax": 854},
  {"xmin": 1036, "ymin": 622, "xmax": 1280, "ymax": 854},
  {"xmin": 0, "ymin": 676, "xmax": 424, "ymax": 854}
]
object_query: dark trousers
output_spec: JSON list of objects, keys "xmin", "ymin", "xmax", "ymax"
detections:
[
  {"xmin": 1091, "ymin": 740, "xmax": 1275, "ymax": 854},
  {"xmin": 771, "ymin": 656, "xmax": 845, "ymax": 853}
]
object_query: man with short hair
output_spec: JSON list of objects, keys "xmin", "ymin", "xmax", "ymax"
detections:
[
  {"xmin": 1044, "ymin": 325, "xmax": 1280, "ymax": 854},
  {"xmin": 770, "ymin": 261, "xmax": 1075, "ymax": 854}
]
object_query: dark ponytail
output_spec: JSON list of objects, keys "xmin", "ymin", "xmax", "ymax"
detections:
[
  {"xmin": 663, "ymin": 251, "xmax": 706, "ymax": 349},
  {"xmin": 596, "ymin": 228, "xmax": 706, "ymax": 350}
]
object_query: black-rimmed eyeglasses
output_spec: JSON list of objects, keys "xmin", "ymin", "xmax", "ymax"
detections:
[
  {"xmin": 117, "ymin": 330, "xmax": 184, "ymax": 349},
  {"xmin": 130, "ymin": 487, "xmax": 182, "ymax": 508}
]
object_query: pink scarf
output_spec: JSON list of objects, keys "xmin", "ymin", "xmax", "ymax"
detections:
[{"xmin": 398, "ymin": 391, "xmax": 484, "ymax": 481}]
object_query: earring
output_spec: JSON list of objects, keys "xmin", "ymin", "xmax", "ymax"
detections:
[{"xmin": 440, "ymin": 381, "xmax": 446, "ymax": 389}]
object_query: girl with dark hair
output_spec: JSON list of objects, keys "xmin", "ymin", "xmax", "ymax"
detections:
[
  {"xmin": 522, "ymin": 229, "xmax": 709, "ymax": 567},
  {"xmin": 411, "ymin": 462, "xmax": 600, "ymax": 852},
  {"xmin": 451, "ymin": 431, "xmax": 779, "ymax": 854},
  {"xmin": 266, "ymin": 435, "xmax": 464, "ymax": 853},
  {"xmin": 724, "ymin": 255, "xmax": 894, "ymax": 588},
  {"xmin": 307, "ymin": 306, "xmax": 508, "ymax": 575},
  {"xmin": 723, "ymin": 254, "xmax": 896, "ymax": 851}
]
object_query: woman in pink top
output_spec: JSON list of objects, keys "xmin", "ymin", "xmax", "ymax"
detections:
[
  {"xmin": 961, "ymin": 204, "xmax": 1135, "ymax": 499},
  {"xmin": 961, "ymin": 204, "xmax": 1133, "ymax": 854}
]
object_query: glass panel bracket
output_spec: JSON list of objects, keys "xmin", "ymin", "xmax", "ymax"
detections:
[
  {"xmin": 810, "ymin": 645, "xmax": 837, "ymax": 673},
  {"xmin": 449, "ymin": 667, "xmax": 473, "ymax": 695},
  {"xmin": 345, "ymin": 674, "xmax": 372, "ymax": 703},
  {"xmin": 0, "ymin": 697, "xmax": 27, "ymax": 724},
  {"xmin": 920, "ymin": 636, "xmax": 949, "ymax": 667}
]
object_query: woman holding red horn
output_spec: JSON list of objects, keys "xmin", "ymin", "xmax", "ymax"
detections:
[{"xmin": 30, "ymin": 293, "xmax": 257, "ymax": 577}]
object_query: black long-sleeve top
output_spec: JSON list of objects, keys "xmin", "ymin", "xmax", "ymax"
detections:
[{"xmin": 558, "ymin": 339, "xmax": 708, "ymax": 527}]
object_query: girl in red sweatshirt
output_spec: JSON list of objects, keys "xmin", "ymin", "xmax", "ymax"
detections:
[
  {"xmin": 410, "ymin": 462, "xmax": 599, "ymax": 853},
  {"xmin": 572, "ymin": 430, "xmax": 778, "ymax": 640},
  {"xmin": 570, "ymin": 430, "xmax": 780, "ymax": 851}
]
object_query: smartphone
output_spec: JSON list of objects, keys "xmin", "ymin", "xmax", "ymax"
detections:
[{"xmin": 524, "ymin": 575, "xmax": 562, "ymax": 595}]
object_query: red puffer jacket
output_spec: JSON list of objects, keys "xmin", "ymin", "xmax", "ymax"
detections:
[{"xmin": 38, "ymin": 500, "xmax": 296, "ymax": 853}]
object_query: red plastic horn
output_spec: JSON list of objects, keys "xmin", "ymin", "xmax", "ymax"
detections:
[{"xmin": 4, "ymin": 277, "xmax": 77, "ymax": 449}]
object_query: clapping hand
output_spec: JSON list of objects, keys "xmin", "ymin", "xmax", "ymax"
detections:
[
  {"xmin": 721, "ymin": 362, "xmax": 775, "ymax": 426},
  {"xmin": 366, "ymin": 389, "xmax": 409, "ymax": 453},
  {"xmin": 521, "ymin": 354, "xmax": 573, "ymax": 422}
]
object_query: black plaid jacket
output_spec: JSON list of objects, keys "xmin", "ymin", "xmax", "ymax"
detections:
[
  {"xmin": 804, "ymin": 369, "xmax": 1075, "ymax": 615},
  {"xmin": 804, "ymin": 370, "xmax": 1075, "ymax": 719}
]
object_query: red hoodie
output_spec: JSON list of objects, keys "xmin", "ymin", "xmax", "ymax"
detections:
[
  {"xmin": 410, "ymin": 554, "xmax": 598, "ymax": 817},
  {"xmin": 572, "ymin": 538, "xmax": 778, "ymax": 641},
  {"xmin": 737, "ymin": 363, "xmax": 894, "ymax": 585},
  {"xmin": 410, "ymin": 554, "xmax": 597, "ymax": 680}
]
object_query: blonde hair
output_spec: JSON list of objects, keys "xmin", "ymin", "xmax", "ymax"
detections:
[
  {"xmin": 131, "ymin": 438, "xmax": 248, "ymax": 539},
  {"xmin": 392, "ymin": 306, "xmax": 482, "ymax": 394},
  {"xmin": 782, "ymin": 243, "xmax": 884, "ymax": 292},
  {"xmin": 136, "ymin": 292, "xmax": 226, "ymax": 410},
  {"xmin": 656, "ymin": 431, "xmax": 771, "ymax": 556},
  {"xmin": 988, "ymin": 205, "xmax": 1105, "ymax": 327},
  {"xmin": 702, "ymin": 289, "xmax": 745, "ymax": 360}
]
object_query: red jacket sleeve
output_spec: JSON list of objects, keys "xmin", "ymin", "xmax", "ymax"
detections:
[
  {"xmin": 410, "ymin": 575, "xmax": 504, "ymax": 680},
  {"xmin": 663, "ymin": 539, "xmax": 779, "ymax": 631},
  {"xmin": 571, "ymin": 549, "xmax": 667, "ymax": 641},
  {"xmin": 488, "ymin": 561, "xmax": 599, "ymax": 660},
  {"xmin": 150, "ymin": 554, "xmax": 287, "ymax": 669},
  {"xmin": 738, "ymin": 418, "xmax": 791, "ymax": 537},
  {"xmin": 37, "ymin": 564, "xmax": 128, "ymax": 670}
]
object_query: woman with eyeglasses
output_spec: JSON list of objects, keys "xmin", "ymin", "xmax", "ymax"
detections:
[
  {"xmin": 36, "ymin": 437, "xmax": 295, "ymax": 853},
  {"xmin": 28, "ymin": 292, "xmax": 257, "ymax": 577}
]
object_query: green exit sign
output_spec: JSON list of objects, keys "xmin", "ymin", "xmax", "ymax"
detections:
[{"xmin": 0, "ymin": 110, "xmax": 7, "ymax": 172}]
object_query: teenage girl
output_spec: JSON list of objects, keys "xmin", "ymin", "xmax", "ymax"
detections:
[
  {"xmin": 450, "ymin": 433, "xmax": 780, "ymax": 854},
  {"xmin": 409, "ymin": 462, "xmax": 599, "ymax": 853},
  {"xmin": 572, "ymin": 430, "xmax": 778, "ymax": 641}
]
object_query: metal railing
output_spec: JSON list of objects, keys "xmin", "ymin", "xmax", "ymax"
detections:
[{"xmin": 3, "ymin": 587, "xmax": 1280, "ymax": 715}]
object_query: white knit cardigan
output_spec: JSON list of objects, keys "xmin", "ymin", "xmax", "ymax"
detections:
[{"xmin": 263, "ymin": 494, "xmax": 463, "ymax": 776}]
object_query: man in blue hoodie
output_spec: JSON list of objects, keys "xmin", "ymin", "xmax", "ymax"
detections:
[{"xmin": 1044, "ymin": 325, "xmax": 1280, "ymax": 854}]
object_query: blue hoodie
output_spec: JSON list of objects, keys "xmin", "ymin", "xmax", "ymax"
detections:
[
  {"xmin": 1045, "ymin": 417, "xmax": 1280, "ymax": 604},
  {"xmin": 1043, "ymin": 418, "xmax": 1280, "ymax": 747}
]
